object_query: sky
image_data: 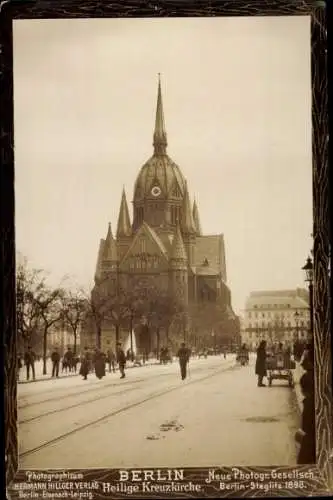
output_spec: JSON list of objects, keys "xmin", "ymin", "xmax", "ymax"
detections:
[{"xmin": 13, "ymin": 16, "xmax": 312, "ymax": 315}]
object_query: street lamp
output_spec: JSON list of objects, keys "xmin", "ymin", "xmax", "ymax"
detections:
[{"xmin": 302, "ymin": 256, "xmax": 314, "ymax": 340}]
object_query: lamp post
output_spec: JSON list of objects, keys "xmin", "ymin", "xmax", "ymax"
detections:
[{"xmin": 302, "ymin": 256, "xmax": 314, "ymax": 341}]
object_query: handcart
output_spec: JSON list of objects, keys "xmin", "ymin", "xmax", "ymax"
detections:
[
  {"xmin": 266, "ymin": 352, "xmax": 296, "ymax": 387},
  {"xmin": 236, "ymin": 350, "xmax": 249, "ymax": 366}
]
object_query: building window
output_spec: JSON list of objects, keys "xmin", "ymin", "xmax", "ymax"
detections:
[
  {"xmin": 248, "ymin": 312, "xmax": 252, "ymax": 319},
  {"xmin": 139, "ymin": 238, "xmax": 146, "ymax": 253},
  {"xmin": 136, "ymin": 207, "xmax": 144, "ymax": 224}
]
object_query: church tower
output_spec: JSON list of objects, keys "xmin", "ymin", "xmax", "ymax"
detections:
[
  {"xmin": 101, "ymin": 222, "xmax": 118, "ymax": 282},
  {"xmin": 116, "ymin": 187, "xmax": 132, "ymax": 261},
  {"xmin": 169, "ymin": 223, "xmax": 188, "ymax": 305},
  {"xmin": 87, "ymin": 76, "xmax": 239, "ymax": 352},
  {"xmin": 132, "ymin": 75, "xmax": 186, "ymax": 233},
  {"xmin": 181, "ymin": 181, "xmax": 196, "ymax": 266},
  {"xmin": 193, "ymin": 198, "xmax": 202, "ymax": 236}
]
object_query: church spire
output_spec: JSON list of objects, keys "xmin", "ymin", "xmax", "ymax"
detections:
[
  {"xmin": 103, "ymin": 222, "xmax": 117, "ymax": 262},
  {"xmin": 181, "ymin": 182, "xmax": 196, "ymax": 234},
  {"xmin": 116, "ymin": 188, "xmax": 131, "ymax": 238},
  {"xmin": 153, "ymin": 74, "xmax": 167, "ymax": 156},
  {"xmin": 171, "ymin": 222, "xmax": 187, "ymax": 263},
  {"xmin": 193, "ymin": 198, "xmax": 202, "ymax": 236}
]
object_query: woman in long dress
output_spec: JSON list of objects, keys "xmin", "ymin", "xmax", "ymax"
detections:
[
  {"xmin": 79, "ymin": 347, "xmax": 90, "ymax": 381},
  {"xmin": 94, "ymin": 349, "xmax": 106, "ymax": 379}
]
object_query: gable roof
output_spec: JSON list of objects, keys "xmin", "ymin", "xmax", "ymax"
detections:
[
  {"xmin": 120, "ymin": 221, "xmax": 168, "ymax": 266},
  {"xmin": 193, "ymin": 234, "xmax": 226, "ymax": 279},
  {"xmin": 143, "ymin": 222, "xmax": 168, "ymax": 257}
]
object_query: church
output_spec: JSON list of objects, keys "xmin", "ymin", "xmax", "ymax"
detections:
[{"xmin": 86, "ymin": 77, "xmax": 239, "ymax": 353}]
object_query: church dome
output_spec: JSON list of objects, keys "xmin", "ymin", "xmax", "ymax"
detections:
[
  {"xmin": 133, "ymin": 75, "xmax": 186, "ymax": 202},
  {"xmin": 134, "ymin": 154, "xmax": 186, "ymax": 200}
]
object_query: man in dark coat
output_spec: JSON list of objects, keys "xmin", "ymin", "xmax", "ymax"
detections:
[
  {"xmin": 177, "ymin": 343, "xmax": 190, "ymax": 380},
  {"xmin": 255, "ymin": 340, "xmax": 267, "ymax": 387},
  {"xmin": 64, "ymin": 347, "xmax": 74, "ymax": 372},
  {"xmin": 296, "ymin": 370, "xmax": 315, "ymax": 464},
  {"xmin": 51, "ymin": 348, "xmax": 60, "ymax": 377},
  {"xmin": 79, "ymin": 347, "xmax": 90, "ymax": 380},
  {"xmin": 116, "ymin": 342, "xmax": 126, "ymax": 379},
  {"xmin": 24, "ymin": 346, "xmax": 36, "ymax": 381}
]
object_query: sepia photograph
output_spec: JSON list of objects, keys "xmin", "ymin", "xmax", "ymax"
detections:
[{"xmin": 12, "ymin": 14, "xmax": 318, "ymax": 476}]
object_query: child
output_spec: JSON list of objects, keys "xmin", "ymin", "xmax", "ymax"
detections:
[{"xmin": 295, "ymin": 371, "xmax": 315, "ymax": 464}]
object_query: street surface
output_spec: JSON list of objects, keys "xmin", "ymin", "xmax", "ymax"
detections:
[{"xmin": 18, "ymin": 354, "xmax": 299, "ymax": 469}]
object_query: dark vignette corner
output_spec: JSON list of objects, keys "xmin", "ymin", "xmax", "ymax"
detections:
[{"xmin": 0, "ymin": 0, "xmax": 16, "ymax": 497}]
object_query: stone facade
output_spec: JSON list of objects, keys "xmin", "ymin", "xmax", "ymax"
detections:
[
  {"xmin": 83, "ymin": 77, "xmax": 238, "ymax": 353},
  {"xmin": 241, "ymin": 289, "xmax": 310, "ymax": 350}
]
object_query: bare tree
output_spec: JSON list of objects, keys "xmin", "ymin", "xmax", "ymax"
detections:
[
  {"xmin": 16, "ymin": 257, "xmax": 46, "ymax": 351},
  {"xmin": 133, "ymin": 286, "xmax": 182, "ymax": 356},
  {"xmin": 61, "ymin": 289, "xmax": 86, "ymax": 355},
  {"xmin": 83, "ymin": 283, "xmax": 132, "ymax": 349},
  {"xmin": 35, "ymin": 285, "xmax": 64, "ymax": 375}
]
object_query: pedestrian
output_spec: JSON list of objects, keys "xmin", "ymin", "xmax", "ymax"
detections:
[
  {"xmin": 94, "ymin": 348, "xmax": 106, "ymax": 379},
  {"xmin": 17, "ymin": 353, "xmax": 23, "ymax": 381},
  {"xmin": 295, "ymin": 370, "xmax": 315, "ymax": 464},
  {"xmin": 107, "ymin": 348, "xmax": 116, "ymax": 373},
  {"xmin": 79, "ymin": 347, "xmax": 90, "ymax": 381},
  {"xmin": 72, "ymin": 355, "xmax": 79, "ymax": 373},
  {"xmin": 177, "ymin": 342, "xmax": 190, "ymax": 380},
  {"xmin": 24, "ymin": 346, "xmax": 36, "ymax": 381},
  {"xmin": 51, "ymin": 348, "xmax": 60, "ymax": 377},
  {"xmin": 301, "ymin": 342, "xmax": 314, "ymax": 372},
  {"xmin": 64, "ymin": 347, "xmax": 74, "ymax": 372},
  {"xmin": 61, "ymin": 356, "xmax": 68, "ymax": 373},
  {"xmin": 116, "ymin": 342, "xmax": 126, "ymax": 379},
  {"xmin": 255, "ymin": 340, "xmax": 267, "ymax": 387}
]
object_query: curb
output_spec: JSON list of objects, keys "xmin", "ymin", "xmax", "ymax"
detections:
[{"xmin": 17, "ymin": 360, "xmax": 161, "ymax": 384}]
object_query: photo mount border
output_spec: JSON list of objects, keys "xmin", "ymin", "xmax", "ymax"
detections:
[{"xmin": 0, "ymin": 0, "xmax": 330, "ymax": 497}]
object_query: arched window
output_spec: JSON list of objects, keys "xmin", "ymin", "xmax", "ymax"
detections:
[{"xmin": 139, "ymin": 237, "xmax": 146, "ymax": 253}]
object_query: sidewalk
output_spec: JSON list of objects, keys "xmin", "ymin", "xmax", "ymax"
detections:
[{"xmin": 18, "ymin": 357, "xmax": 162, "ymax": 384}]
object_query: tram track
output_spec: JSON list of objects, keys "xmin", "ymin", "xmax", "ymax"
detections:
[
  {"xmin": 19, "ymin": 385, "xmax": 141, "ymax": 424},
  {"xmin": 20, "ymin": 361, "xmax": 237, "ymax": 459},
  {"xmin": 18, "ymin": 376, "xmax": 147, "ymax": 410},
  {"xmin": 18, "ymin": 359, "xmax": 221, "ymax": 409}
]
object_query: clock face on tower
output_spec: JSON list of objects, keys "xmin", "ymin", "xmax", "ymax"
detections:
[{"xmin": 151, "ymin": 186, "xmax": 161, "ymax": 197}]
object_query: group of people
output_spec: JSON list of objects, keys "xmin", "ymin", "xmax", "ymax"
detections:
[
  {"xmin": 50, "ymin": 347, "xmax": 80, "ymax": 377},
  {"xmin": 255, "ymin": 339, "xmax": 315, "ymax": 464},
  {"xmin": 79, "ymin": 343, "xmax": 127, "ymax": 380}
]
